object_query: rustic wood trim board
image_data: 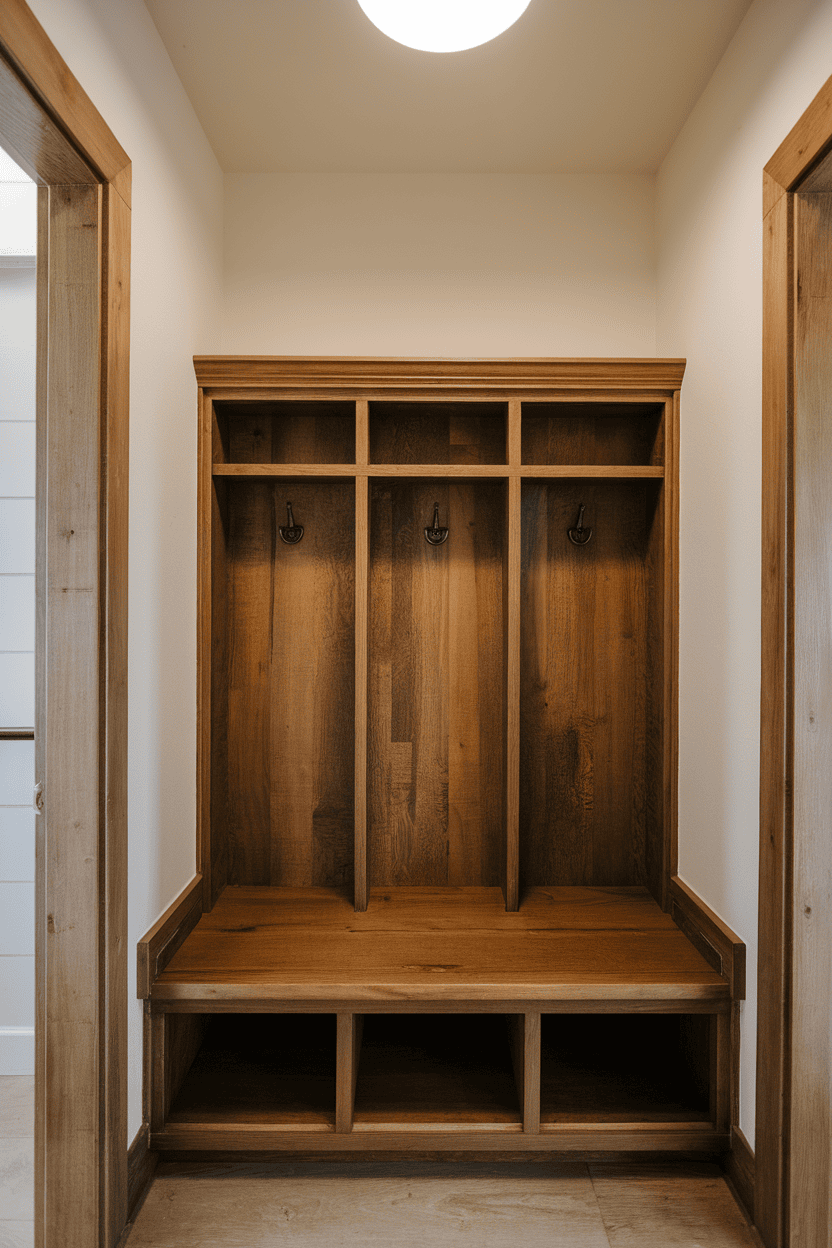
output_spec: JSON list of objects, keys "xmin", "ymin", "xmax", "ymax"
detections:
[{"xmin": 0, "ymin": 6, "xmax": 132, "ymax": 1247}]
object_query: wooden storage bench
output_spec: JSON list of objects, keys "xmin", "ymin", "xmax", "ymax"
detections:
[{"xmin": 140, "ymin": 357, "xmax": 743, "ymax": 1158}]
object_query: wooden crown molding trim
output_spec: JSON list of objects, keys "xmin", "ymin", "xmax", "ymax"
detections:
[
  {"xmin": 137, "ymin": 875, "xmax": 204, "ymax": 1000},
  {"xmin": 193, "ymin": 356, "xmax": 687, "ymax": 393},
  {"xmin": 0, "ymin": 0, "xmax": 131, "ymax": 201},
  {"xmin": 669, "ymin": 876, "xmax": 746, "ymax": 1001}
]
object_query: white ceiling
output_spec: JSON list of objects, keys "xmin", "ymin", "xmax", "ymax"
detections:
[{"xmin": 144, "ymin": 0, "xmax": 753, "ymax": 174}]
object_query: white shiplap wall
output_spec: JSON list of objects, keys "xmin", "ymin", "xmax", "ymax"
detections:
[{"xmin": 0, "ymin": 150, "xmax": 36, "ymax": 1076}]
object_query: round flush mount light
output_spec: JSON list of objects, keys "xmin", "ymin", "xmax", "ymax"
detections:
[{"xmin": 356, "ymin": 0, "xmax": 532, "ymax": 54}]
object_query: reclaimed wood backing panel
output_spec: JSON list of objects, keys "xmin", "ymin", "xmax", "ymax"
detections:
[
  {"xmin": 520, "ymin": 480, "xmax": 657, "ymax": 887},
  {"xmin": 369, "ymin": 402, "xmax": 507, "ymax": 464},
  {"xmin": 369, "ymin": 480, "xmax": 504, "ymax": 886},
  {"xmin": 218, "ymin": 401, "xmax": 355, "ymax": 465},
  {"xmin": 521, "ymin": 404, "xmax": 663, "ymax": 466},
  {"xmin": 225, "ymin": 479, "xmax": 355, "ymax": 887}
]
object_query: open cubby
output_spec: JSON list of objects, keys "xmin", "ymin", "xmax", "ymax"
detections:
[
  {"xmin": 166, "ymin": 1013, "xmax": 336, "ymax": 1129},
  {"xmin": 352, "ymin": 1014, "xmax": 522, "ymax": 1128},
  {"xmin": 143, "ymin": 359, "xmax": 739, "ymax": 1156},
  {"xmin": 521, "ymin": 402, "xmax": 663, "ymax": 466},
  {"xmin": 539, "ymin": 1014, "xmax": 711, "ymax": 1126},
  {"xmin": 214, "ymin": 400, "xmax": 356, "ymax": 464},
  {"xmin": 519, "ymin": 478, "xmax": 664, "ymax": 894},
  {"xmin": 369, "ymin": 401, "xmax": 507, "ymax": 464},
  {"xmin": 368, "ymin": 477, "xmax": 505, "ymax": 886},
  {"xmin": 212, "ymin": 476, "xmax": 355, "ymax": 890}
]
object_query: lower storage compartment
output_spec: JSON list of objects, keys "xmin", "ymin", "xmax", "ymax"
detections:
[
  {"xmin": 540, "ymin": 1013, "xmax": 712, "ymax": 1126},
  {"xmin": 165, "ymin": 1013, "xmax": 337, "ymax": 1131},
  {"xmin": 352, "ymin": 1014, "xmax": 522, "ymax": 1131},
  {"xmin": 151, "ymin": 1007, "xmax": 726, "ymax": 1151}
]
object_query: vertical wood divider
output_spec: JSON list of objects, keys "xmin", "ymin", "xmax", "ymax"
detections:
[
  {"xmin": 508, "ymin": 1013, "xmax": 540, "ymax": 1133},
  {"xmin": 355, "ymin": 401, "xmax": 370, "ymax": 911},
  {"xmin": 663, "ymin": 391, "xmax": 681, "ymax": 907},
  {"xmin": 713, "ymin": 1011, "xmax": 731, "ymax": 1135},
  {"xmin": 336, "ymin": 1013, "xmax": 364, "ymax": 1133},
  {"xmin": 197, "ymin": 389, "xmax": 211, "ymax": 899},
  {"xmin": 524, "ymin": 1012, "xmax": 541, "ymax": 1133},
  {"xmin": 149, "ymin": 1013, "xmax": 166, "ymax": 1133},
  {"xmin": 505, "ymin": 400, "xmax": 522, "ymax": 910}
]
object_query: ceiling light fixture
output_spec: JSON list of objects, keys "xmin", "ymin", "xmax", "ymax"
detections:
[{"xmin": 356, "ymin": 0, "xmax": 532, "ymax": 54}]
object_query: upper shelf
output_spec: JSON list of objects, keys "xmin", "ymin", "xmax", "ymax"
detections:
[
  {"xmin": 212, "ymin": 395, "xmax": 669, "ymax": 475},
  {"xmin": 212, "ymin": 464, "xmax": 665, "ymax": 479}
]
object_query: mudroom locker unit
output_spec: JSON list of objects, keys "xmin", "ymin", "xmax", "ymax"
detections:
[{"xmin": 139, "ymin": 356, "xmax": 745, "ymax": 1156}]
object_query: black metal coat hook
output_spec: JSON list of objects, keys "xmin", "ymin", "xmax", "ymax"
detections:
[
  {"xmin": 279, "ymin": 501, "xmax": 304, "ymax": 545},
  {"xmin": 568, "ymin": 503, "xmax": 592, "ymax": 546},
  {"xmin": 424, "ymin": 502, "xmax": 449, "ymax": 546}
]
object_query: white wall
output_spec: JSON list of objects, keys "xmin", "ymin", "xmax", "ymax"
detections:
[
  {"xmin": 27, "ymin": 0, "xmax": 224, "ymax": 1140},
  {"xmin": 657, "ymin": 0, "xmax": 832, "ymax": 1147},
  {"xmin": 224, "ymin": 173, "xmax": 656, "ymax": 355}
]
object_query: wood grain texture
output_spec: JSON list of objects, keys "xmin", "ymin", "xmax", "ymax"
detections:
[
  {"xmin": 589, "ymin": 1162, "xmax": 758, "ymax": 1246},
  {"xmin": 369, "ymin": 480, "xmax": 504, "ymax": 887},
  {"xmin": 126, "ymin": 1125, "xmax": 156, "ymax": 1224},
  {"xmin": 352, "ymin": 1014, "xmax": 521, "ymax": 1128},
  {"xmin": 100, "ymin": 177, "xmax": 130, "ymax": 1247},
  {"xmin": 369, "ymin": 401, "xmax": 507, "ymax": 464},
  {"xmin": 757, "ymin": 183, "xmax": 793, "ymax": 1248},
  {"xmin": 42, "ymin": 184, "xmax": 103, "ymax": 1248},
  {"xmin": 520, "ymin": 480, "xmax": 658, "ymax": 887},
  {"xmin": 521, "ymin": 403, "xmax": 663, "ymax": 466},
  {"xmin": 505, "ymin": 475, "xmax": 521, "ymax": 910},
  {"xmin": 336, "ymin": 1013, "xmax": 363, "ymax": 1133},
  {"xmin": 123, "ymin": 1163, "xmax": 614, "ymax": 1247},
  {"xmin": 725, "ymin": 1126, "xmax": 755, "ymax": 1225},
  {"xmin": 136, "ymin": 875, "xmax": 204, "ymax": 999},
  {"xmin": 6, "ymin": 25, "xmax": 136, "ymax": 1237},
  {"xmin": 765, "ymin": 72, "xmax": 832, "ymax": 196},
  {"xmin": 789, "ymin": 189, "xmax": 832, "ymax": 1248},
  {"xmin": 669, "ymin": 877, "xmax": 746, "ymax": 1001},
  {"xmin": 0, "ymin": 47, "xmax": 95, "ymax": 186},
  {"xmin": 508, "ymin": 1012, "xmax": 540, "ymax": 1133},
  {"xmin": 660, "ymin": 393, "xmax": 680, "ymax": 904},
  {"xmin": 0, "ymin": 0, "xmax": 130, "ymax": 193},
  {"xmin": 224, "ymin": 480, "xmax": 355, "ymax": 888},
  {"xmin": 355, "ymin": 477, "xmax": 369, "ymax": 910},
  {"xmin": 193, "ymin": 357, "xmax": 687, "ymax": 393},
  {"xmin": 150, "ymin": 1124, "xmax": 728, "ymax": 1153},
  {"xmin": 217, "ymin": 400, "xmax": 355, "ymax": 464},
  {"xmin": 152, "ymin": 886, "xmax": 726, "ymax": 1004}
]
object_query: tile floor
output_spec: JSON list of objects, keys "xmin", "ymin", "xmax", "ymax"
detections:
[
  {"xmin": 124, "ymin": 1159, "xmax": 760, "ymax": 1248},
  {"xmin": 0, "ymin": 1076, "xmax": 33, "ymax": 1248},
  {"xmin": 1, "ymin": 1078, "xmax": 761, "ymax": 1248}
]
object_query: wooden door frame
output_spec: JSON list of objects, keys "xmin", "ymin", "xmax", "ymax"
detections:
[
  {"xmin": 759, "ymin": 75, "xmax": 832, "ymax": 1248},
  {"xmin": 0, "ymin": 4, "xmax": 130, "ymax": 1247}
]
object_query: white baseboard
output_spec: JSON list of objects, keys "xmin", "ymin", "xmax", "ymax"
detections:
[{"xmin": 0, "ymin": 1027, "xmax": 34, "ymax": 1075}]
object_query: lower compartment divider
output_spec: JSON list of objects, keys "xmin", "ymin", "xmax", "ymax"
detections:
[
  {"xmin": 508, "ymin": 1012, "xmax": 540, "ymax": 1133},
  {"xmin": 336, "ymin": 1012, "xmax": 363, "ymax": 1133}
]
